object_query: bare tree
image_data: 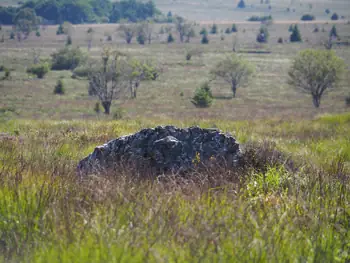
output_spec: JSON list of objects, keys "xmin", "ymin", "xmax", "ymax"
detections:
[
  {"xmin": 88, "ymin": 48, "xmax": 128, "ymax": 114},
  {"xmin": 118, "ymin": 24, "xmax": 137, "ymax": 44},
  {"xmin": 210, "ymin": 54, "xmax": 254, "ymax": 98},
  {"xmin": 175, "ymin": 17, "xmax": 195, "ymax": 43},
  {"xmin": 288, "ymin": 49, "xmax": 346, "ymax": 108}
]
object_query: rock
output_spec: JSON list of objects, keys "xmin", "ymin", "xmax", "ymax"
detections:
[{"xmin": 77, "ymin": 126, "xmax": 241, "ymax": 176}]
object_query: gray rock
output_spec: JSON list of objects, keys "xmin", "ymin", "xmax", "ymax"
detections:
[{"xmin": 77, "ymin": 126, "xmax": 241, "ymax": 176}]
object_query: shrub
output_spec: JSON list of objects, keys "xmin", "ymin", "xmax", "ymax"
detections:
[
  {"xmin": 325, "ymin": 9, "xmax": 330, "ymax": 14},
  {"xmin": 107, "ymin": 35, "xmax": 112, "ymax": 41},
  {"xmin": 0, "ymin": 65, "xmax": 5, "ymax": 72},
  {"xmin": 313, "ymin": 27, "xmax": 319, "ymax": 33},
  {"xmin": 51, "ymin": 47, "xmax": 86, "ymax": 71},
  {"xmin": 35, "ymin": 31, "xmax": 40, "ymax": 37},
  {"xmin": 278, "ymin": 37, "xmax": 283, "ymax": 43},
  {"xmin": 10, "ymin": 31, "xmax": 15, "ymax": 39},
  {"xmin": 113, "ymin": 108, "xmax": 125, "ymax": 120},
  {"xmin": 53, "ymin": 79, "xmax": 65, "ymax": 95},
  {"xmin": 201, "ymin": 34, "xmax": 209, "ymax": 44},
  {"xmin": 87, "ymin": 27, "xmax": 93, "ymax": 34},
  {"xmin": 290, "ymin": 25, "xmax": 302, "ymax": 42},
  {"xmin": 225, "ymin": 28, "xmax": 231, "ymax": 34},
  {"xmin": 199, "ymin": 28, "xmax": 208, "ymax": 35},
  {"xmin": 331, "ymin": 13, "xmax": 339, "ymax": 20},
  {"xmin": 72, "ymin": 65, "xmax": 94, "ymax": 79},
  {"xmin": 167, "ymin": 33, "xmax": 174, "ymax": 43},
  {"xmin": 26, "ymin": 63, "xmax": 50, "ymax": 79},
  {"xmin": 191, "ymin": 82, "xmax": 213, "ymax": 108},
  {"xmin": 301, "ymin": 14, "xmax": 315, "ymax": 21},
  {"xmin": 231, "ymin": 24, "xmax": 237, "ymax": 32},
  {"xmin": 248, "ymin": 15, "xmax": 272, "ymax": 22},
  {"xmin": 210, "ymin": 24, "xmax": 217, "ymax": 34},
  {"xmin": 256, "ymin": 26, "xmax": 269, "ymax": 43},
  {"xmin": 137, "ymin": 32, "xmax": 145, "ymax": 45}
]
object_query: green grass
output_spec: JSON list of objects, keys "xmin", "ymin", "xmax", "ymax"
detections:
[{"xmin": 0, "ymin": 113, "xmax": 349, "ymax": 262}]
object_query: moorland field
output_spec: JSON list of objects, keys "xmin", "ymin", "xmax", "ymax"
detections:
[{"xmin": 0, "ymin": 0, "xmax": 349, "ymax": 262}]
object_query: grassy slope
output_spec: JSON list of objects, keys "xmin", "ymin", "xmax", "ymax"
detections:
[
  {"xmin": 0, "ymin": 113, "xmax": 349, "ymax": 262},
  {"xmin": 0, "ymin": 22, "xmax": 349, "ymax": 121}
]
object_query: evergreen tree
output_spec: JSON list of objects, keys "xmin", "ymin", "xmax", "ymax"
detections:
[
  {"xmin": 329, "ymin": 25, "xmax": 337, "ymax": 38},
  {"xmin": 201, "ymin": 34, "xmax": 209, "ymax": 44},
  {"xmin": 231, "ymin": 24, "xmax": 237, "ymax": 32},
  {"xmin": 290, "ymin": 25, "xmax": 302, "ymax": 42},
  {"xmin": 237, "ymin": 0, "xmax": 246, "ymax": 8}
]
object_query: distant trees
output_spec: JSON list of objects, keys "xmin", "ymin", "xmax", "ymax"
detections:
[
  {"xmin": 175, "ymin": 17, "xmax": 195, "ymax": 43},
  {"xmin": 331, "ymin": 13, "xmax": 339, "ymax": 21},
  {"xmin": 288, "ymin": 50, "xmax": 346, "ymax": 108},
  {"xmin": 119, "ymin": 23, "xmax": 137, "ymax": 44},
  {"xmin": 300, "ymin": 14, "xmax": 315, "ymax": 21},
  {"xmin": 211, "ymin": 55, "xmax": 254, "ymax": 98},
  {"xmin": 290, "ymin": 25, "xmax": 302, "ymax": 42},
  {"xmin": 237, "ymin": 0, "xmax": 246, "ymax": 8},
  {"xmin": 13, "ymin": 8, "xmax": 41, "ymax": 40},
  {"xmin": 0, "ymin": 0, "xmax": 160, "ymax": 25}
]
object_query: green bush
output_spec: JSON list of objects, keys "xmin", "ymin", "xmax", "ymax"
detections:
[
  {"xmin": 137, "ymin": 32, "xmax": 145, "ymax": 45},
  {"xmin": 10, "ymin": 31, "xmax": 15, "ymax": 39},
  {"xmin": 301, "ymin": 14, "xmax": 315, "ymax": 21},
  {"xmin": 248, "ymin": 15, "xmax": 272, "ymax": 22},
  {"xmin": 94, "ymin": 102, "xmax": 100, "ymax": 113},
  {"xmin": 225, "ymin": 28, "xmax": 231, "ymax": 34},
  {"xmin": 191, "ymin": 82, "xmax": 213, "ymax": 108},
  {"xmin": 278, "ymin": 37, "xmax": 283, "ymax": 43},
  {"xmin": 113, "ymin": 108, "xmax": 125, "ymax": 120},
  {"xmin": 167, "ymin": 33, "xmax": 174, "ymax": 43},
  {"xmin": 231, "ymin": 24, "xmax": 237, "ymax": 32},
  {"xmin": 72, "ymin": 65, "xmax": 94, "ymax": 79},
  {"xmin": 237, "ymin": 0, "xmax": 245, "ymax": 8},
  {"xmin": 256, "ymin": 26, "xmax": 269, "ymax": 43},
  {"xmin": 51, "ymin": 47, "xmax": 86, "ymax": 71},
  {"xmin": 35, "ymin": 31, "xmax": 40, "ymax": 37},
  {"xmin": 210, "ymin": 24, "xmax": 217, "ymax": 34},
  {"xmin": 26, "ymin": 63, "xmax": 50, "ymax": 79},
  {"xmin": 290, "ymin": 25, "xmax": 302, "ymax": 42},
  {"xmin": 199, "ymin": 28, "xmax": 208, "ymax": 35},
  {"xmin": 53, "ymin": 79, "xmax": 65, "ymax": 95},
  {"xmin": 201, "ymin": 34, "xmax": 209, "ymax": 44},
  {"xmin": 331, "ymin": 13, "xmax": 339, "ymax": 20}
]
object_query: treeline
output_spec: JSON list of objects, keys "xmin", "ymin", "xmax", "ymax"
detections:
[{"xmin": 0, "ymin": 0, "xmax": 161, "ymax": 25}]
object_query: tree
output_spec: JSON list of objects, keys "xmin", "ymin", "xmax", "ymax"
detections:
[
  {"xmin": 167, "ymin": 33, "xmax": 174, "ymax": 43},
  {"xmin": 174, "ymin": 16, "xmax": 194, "ymax": 43},
  {"xmin": 237, "ymin": 0, "xmax": 246, "ymax": 8},
  {"xmin": 118, "ymin": 23, "xmax": 137, "ymax": 44},
  {"xmin": 138, "ymin": 21, "xmax": 154, "ymax": 44},
  {"xmin": 191, "ymin": 82, "xmax": 213, "ymax": 108},
  {"xmin": 288, "ymin": 50, "xmax": 346, "ymax": 108},
  {"xmin": 13, "ymin": 8, "xmax": 41, "ymax": 40},
  {"xmin": 88, "ymin": 48, "xmax": 128, "ymax": 114},
  {"xmin": 256, "ymin": 26, "xmax": 269, "ymax": 43},
  {"xmin": 231, "ymin": 24, "xmax": 237, "ymax": 32},
  {"xmin": 331, "ymin": 13, "xmax": 339, "ymax": 20},
  {"xmin": 210, "ymin": 24, "xmax": 218, "ymax": 34},
  {"xmin": 329, "ymin": 25, "xmax": 337, "ymax": 38},
  {"xmin": 290, "ymin": 25, "xmax": 302, "ymax": 42},
  {"xmin": 201, "ymin": 34, "xmax": 209, "ymax": 44},
  {"xmin": 210, "ymin": 54, "xmax": 254, "ymax": 98},
  {"xmin": 126, "ymin": 59, "xmax": 158, "ymax": 98}
]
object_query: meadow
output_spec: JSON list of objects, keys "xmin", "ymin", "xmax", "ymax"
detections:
[{"xmin": 0, "ymin": 0, "xmax": 350, "ymax": 261}]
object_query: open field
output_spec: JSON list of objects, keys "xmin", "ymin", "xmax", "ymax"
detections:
[
  {"xmin": 0, "ymin": 113, "xmax": 349, "ymax": 262},
  {"xmin": 0, "ymin": 21, "xmax": 349, "ymax": 121}
]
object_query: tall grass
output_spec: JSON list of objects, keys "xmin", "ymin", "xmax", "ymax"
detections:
[{"xmin": 0, "ymin": 114, "xmax": 349, "ymax": 262}]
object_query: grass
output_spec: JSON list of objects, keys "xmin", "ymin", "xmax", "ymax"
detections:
[
  {"xmin": 0, "ymin": 113, "xmax": 349, "ymax": 262},
  {"xmin": 0, "ymin": 22, "xmax": 349, "ymax": 121}
]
